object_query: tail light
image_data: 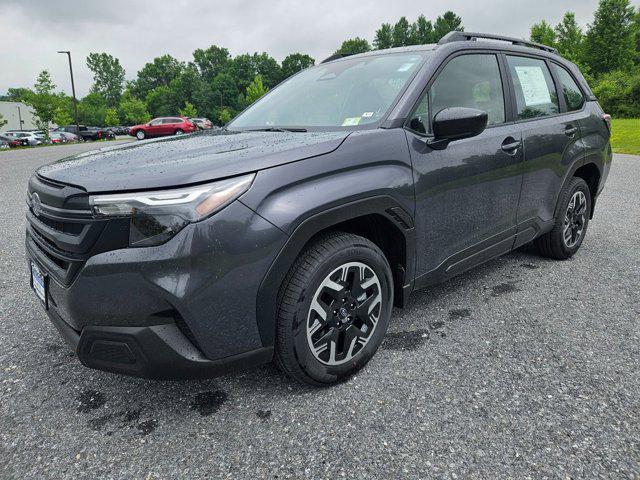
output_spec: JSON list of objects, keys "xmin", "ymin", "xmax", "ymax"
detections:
[
  {"xmin": 98, "ymin": 132, "xmax": 102, "ymax": 139},
  {"xmin": 602, "ymin": 113, "xmax": 612, "ymax": 132}
]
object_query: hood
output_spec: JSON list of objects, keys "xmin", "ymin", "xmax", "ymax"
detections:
[{"xmin": 37, "ymin": 129, "xmax": 350, "ymax": 192}]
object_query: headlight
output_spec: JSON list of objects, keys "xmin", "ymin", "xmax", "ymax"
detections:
[{"xmin": 89, "ymin": 174, "xmax": 255, "ymax": 247}]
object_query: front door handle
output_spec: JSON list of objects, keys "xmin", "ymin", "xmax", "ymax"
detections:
[
  {"xmin": 565, "ymin": 125, "xmax": 578, "ymax": 137},
  {"xmin": 501, "ymin": 137, "xmax": 521, "ymax": 154}
]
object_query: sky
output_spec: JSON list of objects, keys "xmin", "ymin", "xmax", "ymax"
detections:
[{"xmin": 1, "ymin": 0, "xmax": 638, "ymax": 97}]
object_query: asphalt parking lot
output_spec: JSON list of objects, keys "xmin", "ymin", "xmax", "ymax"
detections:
[{"xmin": 0, "ymin": 144, "xmax": 638, "ymax": 479}]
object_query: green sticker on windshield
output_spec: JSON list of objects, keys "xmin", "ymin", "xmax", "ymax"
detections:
[{"xmin": 342, "ymin": 117, "xmax": 361, "ymax": 126}]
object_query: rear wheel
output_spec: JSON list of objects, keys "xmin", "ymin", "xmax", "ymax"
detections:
[
  {"xmin": 174, "ymin": 129, "xmax": 184, "ymax": 135},
  {"xmin": 135, "ymin": 130, "xmax": 146, "ymax": 140},
  {"xmin": 534, "ymin": 177, "xmax": 591, "ymax": 259},
  {"xmin": 275, "ymin": 232, "xmax": 393, "ymax": 386}
]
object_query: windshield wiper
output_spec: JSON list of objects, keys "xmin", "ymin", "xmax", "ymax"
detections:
[{"xmin": 247, "ymin": 127, "xmax": 308, "ymax": 133}]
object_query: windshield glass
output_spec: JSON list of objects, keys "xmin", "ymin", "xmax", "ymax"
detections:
[{"xmin": 229, "ymin": 52, "xmax": 427, "ymax": 130}]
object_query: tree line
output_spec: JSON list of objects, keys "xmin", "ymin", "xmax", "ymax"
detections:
[{"xmin": 1, "ymin": 0, "xmax": 639, "ymax": 133}]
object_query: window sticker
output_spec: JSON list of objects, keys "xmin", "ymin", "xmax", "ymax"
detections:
[
  {"xmin": 362, "ymin": 112, "xmax": 374, "ymax": 118},
  {"xmin": 514, "ymin": 66, "xmax": 552, "ymax": 106},
  {"xmin": 342, "ymin": 117, "xmax": 362, "ymax": 126},
  {"xmin": 397, "ymin": 63, "xmax": 415, "ymax": 72}
]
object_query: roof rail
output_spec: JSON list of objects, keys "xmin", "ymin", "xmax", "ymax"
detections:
[
  {"xmin": 438, "ymin": 31, "xmax": 558, "ymax": 54},
  {"xmin": 321, "ymin": 53, "xmax": 354, "ymax": 64}
]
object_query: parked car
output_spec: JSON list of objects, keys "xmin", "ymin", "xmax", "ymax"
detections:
[
  {"xmin": 129, "ymin": 117, "xmax": 198, "ymax": 140},
  {"xmin": 190, "ymin": 117, "xmax": 214, "ymax": 130},
  {"xmin": 0, "ymin": 135, "xmax": 9, "ymax": 148},
  {"xmin": 25, "ymin": 32, "xmax": 611, "ymax": 385},
  {"xmin": 0, "ymin": 133, "xmax": 25, "ymax": 148},
  {"xmin": 55, "ymin": 125, "xmax": 110, "ymax": 141},
  {"xmin": 49, "ymin": 132, "xmax": 72, "ymax": 144},
  {"xmin": 54, "ymin": 131, "xmax": 80, "ymax": 143},
  {"xmin": 109, "ymin": 126, "xmax": 130, "ymax": 135},
  {"xmin": 5, "ymin": 131, "xmax": 41, "ymax": 146}
]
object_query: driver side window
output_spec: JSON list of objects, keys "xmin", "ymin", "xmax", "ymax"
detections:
[{"xmin": 408, "ymin": 54, "xmax": 506, "ymax": 134}]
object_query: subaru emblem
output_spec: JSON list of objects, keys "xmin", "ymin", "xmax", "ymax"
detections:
[{"xmin": 31, "ymin": 193, "xmax": 42, "ymax": 217}]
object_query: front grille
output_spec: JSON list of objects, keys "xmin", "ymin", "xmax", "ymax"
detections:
[{"xmin": 26, "ymin": 174, "xmax": 129, "ymax": 285}]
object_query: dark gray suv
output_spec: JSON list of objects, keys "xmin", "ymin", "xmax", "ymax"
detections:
[{"xmin": 26, "ymin": 32, "xmax": 612, "ymax": 386}]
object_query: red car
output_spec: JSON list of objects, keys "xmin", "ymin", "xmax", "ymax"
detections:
[{"xmin": 129, "ymin": 116, "xmax": 197, "ymax": 140}]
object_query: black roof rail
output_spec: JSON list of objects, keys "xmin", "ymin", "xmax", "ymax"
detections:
[
  {"xmin": 438, "ymin": 31, "xmax": 558, "ymax": 54},
  {"xmin": 321, "ymin": 52, "xmax": 354, "ymax": 64}
]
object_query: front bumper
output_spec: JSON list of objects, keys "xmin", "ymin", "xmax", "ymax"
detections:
[
  {"xmin": 26, "ymin": 199, "xmax": 288, "ymax": 379},
  {"xmin": 48, "ymin": 307, "xmax": 273, "ymax": 380}
]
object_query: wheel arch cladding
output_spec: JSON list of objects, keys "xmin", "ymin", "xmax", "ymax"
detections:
[
  {"xmin": 573, "ymin": 162, "xmax": 601, "ymax": 218},
  {"xmin": 254, "ymin": 196, "xmax": 415, "ymax": 349}
]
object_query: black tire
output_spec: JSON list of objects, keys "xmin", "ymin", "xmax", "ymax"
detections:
[
  {"xmin": 174, "ymin": 129, "xmax": 184, "ymax": 135},
  {"xmin": 534, "ymin": 177, "xmax": 591, "ymax": 260},
  {"xmin": 135, "ymin": 130, "xmax": 146, "ymax": 140},
  {"xmin": 275, "ymin": 232, "xmax": 394, "ymax": 386}
]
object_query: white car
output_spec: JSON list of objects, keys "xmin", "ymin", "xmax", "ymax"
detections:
[{"xmin": 5, "ymin": 131, "xmax": 41, "ymax": 146}]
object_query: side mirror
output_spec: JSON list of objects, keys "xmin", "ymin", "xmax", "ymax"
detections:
[{"xmin": 429, "ymin": 107, "xmax": 488, "ymax": 150}]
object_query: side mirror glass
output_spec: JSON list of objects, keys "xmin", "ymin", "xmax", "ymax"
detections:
[{"xmin": 429, "ymin": 107, "xmax": 488, "ymax": 150}]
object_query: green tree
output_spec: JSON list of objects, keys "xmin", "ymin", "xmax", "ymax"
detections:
[
  {"xmin": 530, "ymin": 20, "xmax": 557, "ymax": 47},
  {"xmin": 410, "ymin": 15, "xmax": 435, "ymax": 45},
  {"xmin": 281, "ymin": 53, "xmax": 315, "ymax": 79},
  {"xmin": 5, "ymin": 87, "xmax": 31, "ymax": 102},
  {"xmin": 53, "ymin": 106, "xmax": 73, "ymax": 127},
  {"xmin": 131, "ymin": 55, "xmax": 184, "ymax": 99},
  {"xmin": 192, "ymin": 45, "xmax": 231, "ymax": 82},
  {"xmin": 583, "ymin": 0, "xmax": 637, "ymax": 75},
  {"xmin": 374, "ymin": 23, "xmax": 394, "ymax": 49},
  {"xmin": 77, "ymin": 92, "xmax": 108, "ymax": 126},
  {"xmin": 145, "ymin": 85, "xmax": 176, "ymax": 117},
  {"xmin": 118, "ymin": 91, "xmax": 151, "ymax": 125},
  {"xmin": 392, "ymin": 17, "xmax": 411, "ymax": 47},
  {"xmin": 434, "ymin": 11, "xmax": 463, "ymax": 41},
  {"xmin": 179, "ymin": 101, "xmax": 198, "ymax": 117},
  {"xmin": 86, "ymin": 52, "xmax": 126, "ymax": 107},
  {"xmin": 555, "ymin": 12, "xmax": 583, "ymax": 62},
  {"xmin": 335, "ymin": 37, "xmax": 371, "ymax": 55},
  {"xmin": 0, "ymin": 113, "xmax": 7, "ymax": 129},
  {"xmin": 104, "ymin": 108, "xmax": 120, "ymax": 126},
  {"xmin": 23, "ymin": 71, "xmax": 58, "ymax": 137},
  {"xmin": 218, "ymin": 107, "xmax": 233, "ymax": 125},
  {"xmin": 252, "ymin": 52, "xmax": 283, "ymax": 88},
  {"xmin": 246, "ymin": 75, "xmax": 268, "ymax": 104}
]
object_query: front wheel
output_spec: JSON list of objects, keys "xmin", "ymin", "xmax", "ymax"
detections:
[
  {"xmin": 275, "ymin": 232, "xmax": 394, "ymax": 386},
  {"xmin": 136, "ymin": 130, "xmax": 146, "ymax": 140},
  {"xmin": 534, "ymin": 177, "xmax": 591, "ymax": 259}
]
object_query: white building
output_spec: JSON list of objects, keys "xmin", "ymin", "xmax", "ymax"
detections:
[{"xmin": 0, "ymin": 101, "xmax": 38, "ymax": 132}]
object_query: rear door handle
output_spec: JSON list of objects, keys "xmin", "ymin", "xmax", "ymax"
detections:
[
  {"xmin": 501, "ymin": 137, "xmax": 521, "ymax": 154},
  {"xmin": 565, "ymin": 125, "xmax": 578, "ymax": 137}
]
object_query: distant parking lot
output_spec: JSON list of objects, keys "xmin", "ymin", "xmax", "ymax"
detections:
[{"xmin": 0, "ymin": 147, "xmax": 638, "ymax": 479}]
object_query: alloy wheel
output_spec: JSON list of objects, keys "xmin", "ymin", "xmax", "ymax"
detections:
[
  {"xmin": 306, "ymin": 262, "xmax": 382, "ymax": 366},
  {"xmin": 563, "ymin": 190, "xmax": 587, "ymax": 248}
]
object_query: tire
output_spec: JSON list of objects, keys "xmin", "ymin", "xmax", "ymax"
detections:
[
  {"xmin": 275, "ymin": 232, "xmax": 394, "ymax": 386},
  {"xmin": 174, "ymin": 129, "xmax": 184, "ymax": 135},
  {"xmin": 136, "ymin": 130, "xmax": 146, "ymax": 140},
  {"xmin": 534, "ymin": 177, "xmax": 591, "ymax": 260}
]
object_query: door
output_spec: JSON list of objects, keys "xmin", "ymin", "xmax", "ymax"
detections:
[
  {"xmin": 147, "ymin": 118, "xmax": 164, "ymax": 137},
  {"xmin": 406, "ymin": 53, "xmax": 524, "ymax": 283},
  {"xmin": 162, "ymin": 118, "xmax": 179, "ymax": 134},
  {"xmin": 503, "ymin": 55, "xmax": 585, "ymax": 246}
]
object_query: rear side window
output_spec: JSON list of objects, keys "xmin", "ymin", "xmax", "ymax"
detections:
[
  {"xmin": 506, "ymin": 56, "xmax": 559, "ymax": 120},
  {"xmin": 554, "ymin": 65, "xmax": 584, "ymax": 111},
  {"xmin": 431, "ymin": 54, "xmax": 506, "ymax": 126}
]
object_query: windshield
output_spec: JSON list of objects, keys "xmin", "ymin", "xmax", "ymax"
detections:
[{"xmin": 229, "ymin": 52, "xmax": 427, "ymax": 130}]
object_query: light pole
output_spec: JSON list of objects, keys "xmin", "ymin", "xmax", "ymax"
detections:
[{"xmin": 57, "ymin": 50, "xmax": 80, "ymax": 132}]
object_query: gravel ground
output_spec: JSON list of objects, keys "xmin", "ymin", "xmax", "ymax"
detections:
[{"xmin": 0, "ymin": 145, "xmax": 638, "ymax": 479}]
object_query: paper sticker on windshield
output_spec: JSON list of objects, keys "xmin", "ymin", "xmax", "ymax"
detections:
[
  {"xmin": 342, "ymin": 117, "xmax": 361, "ymax": 126},
  {"xmin": 514, "ymin": 66, "xmax": 552, "ymax": 106},
  {"xmin": 397, "ymin": 63, "xmax": 415, "ymax": 72},
  {"xmin": 362, "ymin": 112, "xmax": 374, "ymax": 118}
]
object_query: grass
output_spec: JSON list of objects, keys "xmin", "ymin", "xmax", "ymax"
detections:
[{"xmin": 611, "ymin": 119, "xmax": 640, "ymax": 155}]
